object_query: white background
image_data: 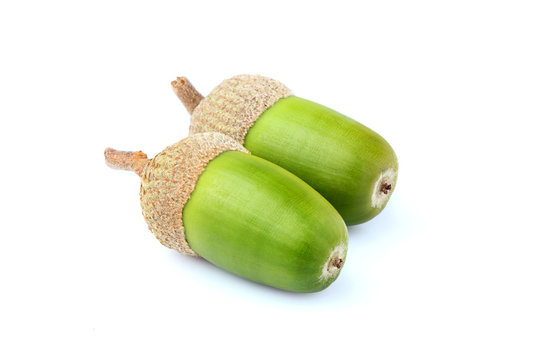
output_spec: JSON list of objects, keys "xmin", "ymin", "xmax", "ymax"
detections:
[{"xmin": 1, "ymin": 1, "xmax": 539, "ymax": 359}]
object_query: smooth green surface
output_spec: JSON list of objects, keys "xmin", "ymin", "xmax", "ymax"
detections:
[
  {"xmin": 183, "ymin": 151, "xmax": 348, "ymax": 293},
  {"xmin": 244, "ymin": 96, "xmax": 398, "ymax": 225}
]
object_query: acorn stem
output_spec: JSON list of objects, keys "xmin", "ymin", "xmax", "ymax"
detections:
[
  {"xmin": 104, "ymin": 148, "xmax": 150, "ymax": 177},
  {"xmin": 171, "ymin": 77, "xmax": 204, "ymax": 114}
]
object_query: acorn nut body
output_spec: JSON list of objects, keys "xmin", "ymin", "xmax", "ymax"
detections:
[
  {"xmin": 173, "ymin": 75, "xmax": 398, "ymax": 225},
  {"xmin": 105, "ymin": 132, "xmax": 348, "ymax": 292}
]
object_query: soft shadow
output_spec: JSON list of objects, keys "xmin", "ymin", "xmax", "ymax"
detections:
[
  {"xmin": 168, "ymin": 250, "xmax": 364, "ymax": 309},
  {"xmin": 347, "ymin": 223, "xmax": 365, "ymax": 237}
]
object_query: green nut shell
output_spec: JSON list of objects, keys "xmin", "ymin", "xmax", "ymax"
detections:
[
  {"xmin": 183, "ymin": 151, "xmax": 348, "ymax": 292},
  {"xmin": 246, "ymin": 96, "xmax": 398, "ymax": 225}
]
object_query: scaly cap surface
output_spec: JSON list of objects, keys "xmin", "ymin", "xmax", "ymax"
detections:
[
  {"xmin": 184, "ymin": 75, "xmax": 292, "ymax": 143},
  {"xmin": 106, "ymin": 133, "xmax": 249, "ymax": 256}
]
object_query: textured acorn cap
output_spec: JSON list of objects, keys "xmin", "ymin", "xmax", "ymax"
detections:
[
  {"xmin": 174, "ymin": 75, "xmax": 292, "ymax": 143},
  {"xmin": 105, "ymin": 132, "xmax": 249, "ymax": 257}
]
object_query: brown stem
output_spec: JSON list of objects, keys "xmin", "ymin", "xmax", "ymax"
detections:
[
  {"xmin": 171, "ymin": 77, "xmax": 204, "ymax": 114},
  {"xmin": 104, "ymin": 148, "xmax": 150, "ymax": 177}
]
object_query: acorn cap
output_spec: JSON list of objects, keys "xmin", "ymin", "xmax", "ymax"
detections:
[
  {"xmin": 105, "ymin": 132, "xmax": 249, "ymax": 256},
  {"xmin": 173, "ymin": 75, "xmax": 292, "ymax": 143}
]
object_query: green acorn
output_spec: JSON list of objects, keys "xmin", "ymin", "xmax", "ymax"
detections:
[
  {"xmin": 172, "ymin": 76, "xmax": 398, "ymax": 225},
  {"xmin": 104, "ymin": 132, "xmax": 348, "ymax": 292}
]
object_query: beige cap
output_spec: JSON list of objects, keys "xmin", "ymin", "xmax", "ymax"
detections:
[
  {"xmin": 106, "ymin": 132, "xmax": 249, "ymax": 256},
  {"xmin": 173, "ymin": 75, "xmax": 292, "ymax": 144}
]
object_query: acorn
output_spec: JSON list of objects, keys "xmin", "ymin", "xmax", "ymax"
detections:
[
  {"xmin": 172, "ymin": 76, "xmax": 398, "ymax": 225},
  {"xmin": 104, "ymin": 132, "xmax": 348, "ymax": 292}
]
